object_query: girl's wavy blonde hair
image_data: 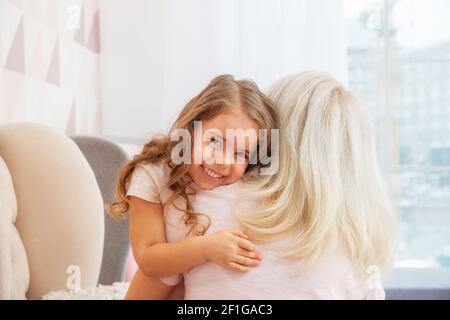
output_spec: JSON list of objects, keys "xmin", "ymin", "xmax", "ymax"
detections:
[
  {"xmin": 106, "ymin": 74, "xmax": 278, "ymax": 236},
  {"xmin": 237, "ymin": 71, "xmax": 398, "ymax": 277}
]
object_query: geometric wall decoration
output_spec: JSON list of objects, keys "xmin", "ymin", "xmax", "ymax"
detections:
[
  {"xmin": 0, "ymin": 0, "xmax": 102, "ymax": 135},
  {"xmin": 86, "ymin": 10, "xmax": 100, "ymax": 53},
  {"xmin": 46, "ymin": 39, "xmax": 60, "ymax": 86},
  {"xmin": 4, "ymin": 17, "xmax": 25, "ymax": 74}
]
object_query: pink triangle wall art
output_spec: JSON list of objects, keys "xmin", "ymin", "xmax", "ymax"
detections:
[
  {"xmin": 86, "ymin": 10, "xmax": 101, "ymax": 53},
  {"xmin": 4, "ymin": 17, "xmax": 25, "ymax": 74},
  {"xmin": 46, "ymin": 39, "xmax": 60, "ymax": 86}
]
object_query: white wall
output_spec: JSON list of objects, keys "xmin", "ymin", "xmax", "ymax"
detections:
[{"xmin": 99, "ymin": 0, "xmax": 347, "ymax": 139}]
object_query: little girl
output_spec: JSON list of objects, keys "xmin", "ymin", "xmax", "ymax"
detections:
[{"xmin": 106, "ymin": 74, "xmax": 278, "ymax": 299}]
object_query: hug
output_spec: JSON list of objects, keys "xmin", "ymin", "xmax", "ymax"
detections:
[{"xmin": 107, "ymin": 71, "xmax": 398, "ymax": 300}]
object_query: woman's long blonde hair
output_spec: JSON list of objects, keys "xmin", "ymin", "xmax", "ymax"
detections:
[
  {"xmin": 106, "ymin": 74, "xmax": 277, "ymax": 236},
  {"xmin": 237, "ymin": 71, "xmax": 398, "ymax": 276}
]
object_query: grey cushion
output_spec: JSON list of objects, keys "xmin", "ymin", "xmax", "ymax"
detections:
[{"xmin": 71, "ymin": 136, "xmax": 130, "ymax": 285}]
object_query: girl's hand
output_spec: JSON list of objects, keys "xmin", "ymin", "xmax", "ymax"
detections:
[{"xmin": 200, "ymin": 229, "xmax": 262, "ymax": 272}]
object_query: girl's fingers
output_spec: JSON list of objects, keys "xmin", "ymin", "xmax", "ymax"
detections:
[
  {"xmin": 237, "ymin": 238, "xmax": 256, "ymax": 252},
  {"xmin": 237, "ymin": 248, "xmax": 262, "ymax": 261},
  {"xmin": 227, "ymin": 262, "xmax": 249, "ymax": 273},
  {"xmin": 234, "ymin": 254, "xmax": 261, "ymax": 267},
  {"xmin": 231, "ymin": 230, "xmax": 248, "ymax": 239}
]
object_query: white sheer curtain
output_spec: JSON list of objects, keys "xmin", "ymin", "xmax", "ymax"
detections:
[
  {"xmin": 100, "ymin": 0, "xmax": 347, "ymax": 138},
  {"xmin": 160, "ymin": 0, "xmax": 347, "ymax": 130}
]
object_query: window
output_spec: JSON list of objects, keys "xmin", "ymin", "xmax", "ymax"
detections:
[{"xmin": 345, "ymin": 0, "xmax": 450, "ymax": 287}]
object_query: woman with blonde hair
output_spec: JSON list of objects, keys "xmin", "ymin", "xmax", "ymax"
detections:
[
  {"xmin": 127, "ymin": 71, "xmax": 398, "ymax": 299},
  {"xmin": 240, "ymin": 70, "xmax": 398, "ymax": 274}
]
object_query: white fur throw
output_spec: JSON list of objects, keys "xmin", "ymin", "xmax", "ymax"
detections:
[{"xmin": 41, "ymin": 282, "xmax": 130, "ymax": 300}]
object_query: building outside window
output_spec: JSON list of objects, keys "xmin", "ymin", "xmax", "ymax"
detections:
[{"xmin": 345, "ymin": 0, "xmax": 450, "ymax": 286}]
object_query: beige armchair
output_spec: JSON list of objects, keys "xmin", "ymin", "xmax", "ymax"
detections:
[{"xmin": 0, "ymin": 123, "xmax": 104, "ymax": 299}]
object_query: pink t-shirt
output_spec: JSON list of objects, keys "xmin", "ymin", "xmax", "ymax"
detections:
[{"xmin": 126, "ymin": 162, "xmax": 385, "ymax": 299}]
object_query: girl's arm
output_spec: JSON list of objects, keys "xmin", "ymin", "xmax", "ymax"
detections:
[
  {"xmin": 128, "ymin": 196, "xmax": 261, "ymax": 277},
  {"xmin": 125, "ymin": 268, "xmax": 175, "ymax": 300}
]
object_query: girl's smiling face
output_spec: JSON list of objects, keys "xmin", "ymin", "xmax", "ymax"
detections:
[{"xmin": 187, "ymin": 108, "xmax": 259, "ymax": 190}]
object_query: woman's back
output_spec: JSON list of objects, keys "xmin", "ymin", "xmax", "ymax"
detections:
[{"xmin": 165, "ymin": 183, "xmax": 384, "ymax": 300}]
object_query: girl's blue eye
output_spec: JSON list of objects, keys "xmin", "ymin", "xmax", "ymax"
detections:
[{"xmin": 210, "ymin": 136, "xmax": 222, "ymax": 147}]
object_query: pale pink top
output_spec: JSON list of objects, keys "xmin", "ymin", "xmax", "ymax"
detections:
[{"xmin": 126, "ymin": 162, "xmax": 385, "ymax": 300}]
